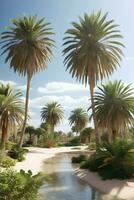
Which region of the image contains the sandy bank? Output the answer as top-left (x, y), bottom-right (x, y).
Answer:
top-left (75, 168), bottom-right (134, 200)
top-left (14, 146), bottom-right (87, 174)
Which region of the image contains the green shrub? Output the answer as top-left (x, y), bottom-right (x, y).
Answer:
top-left (65, 136), bottom-right (80, 146)
top-left (88, 139), bottom-right (134, 179)
top-left (72, 154), bottom-right (87, 163)
top-left (88, 142), bottom-right (96, 150)
top-left (1, 156), bottom-right (16, 168)
top-left (0, 169), bottom-right (44, 200)
top-left (8, 146), bottom-right (28, 162)
top-left (5, 141), bottom-right (16, 150)
top-left (80, 160), bottom-right (90, 169)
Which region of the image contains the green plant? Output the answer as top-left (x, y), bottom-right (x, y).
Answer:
top-left (0, 169), bottom-right (44, 200)
top-left (88, 142), bottom-right (96, 150)
top-left (5, 141), bottom-right (16, 150)
top-left (72, 154), bottom-right (87, 163)
top-left (88, 139), bottom-right (134, 179)
top-left (1, 156), bottom-right (16, 168)
top-left (65, 136), bottom-right (80, 146)
top-left (8, 146), bottom-right (28, 161)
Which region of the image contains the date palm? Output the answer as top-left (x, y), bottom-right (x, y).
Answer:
top-left (63, 11), bottom-right (124, 147)
top-left (0, 84), bottom-right (24, 149)
top-left (69, 108), bottom-right (89, 135)
top-left (1, 16), bottom-right (54, 147)
top-left (93, 80), bottom-right (134, 141)
top-left (80, 127), bottom-right (94, 143)
top-left (41, 102), bottom-right (64, 133)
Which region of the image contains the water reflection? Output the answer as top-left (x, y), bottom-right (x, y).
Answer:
top-left (39, 153), bottom-right (119, 200)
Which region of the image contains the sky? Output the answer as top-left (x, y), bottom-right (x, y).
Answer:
top-left (0, 0), bottom-right (134, 132)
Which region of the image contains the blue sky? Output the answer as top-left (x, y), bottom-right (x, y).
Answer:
top-left (0, 0), bottom-right (134, 132)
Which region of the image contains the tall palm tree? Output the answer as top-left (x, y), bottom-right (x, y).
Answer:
top-left (0, 84), bottom-right (25, 149)
top-left (93, 80), bottom-right (134, 141)
top-left (41, 102), bottom-right (64, 133)
top-left (63, 11), bottom-right (124, 147)
top-left (69, 108), bottom-right (89, 135)
top-left (1, 16), bottom-right (54, 147)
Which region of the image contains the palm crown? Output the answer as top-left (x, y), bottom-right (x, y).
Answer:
top-left (41, 102), bottom-right (64, 132)
top-left (1, 16), bottom-right (54, 78)
top-left (63, 11), bottom-right (124, 87)
top-left (94, 80), bottom-right (134, 133)
top-left (69, 108), bottom-right (89, 133)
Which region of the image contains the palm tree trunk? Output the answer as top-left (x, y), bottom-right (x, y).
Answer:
top-left (89, 83), bottom-right (100, 149)
top-left (18, 75), bottom-right (31, 148)
top-left (112, 129), bottom-right (116, 142)
top-left (0, 123), bottom-right (8, 149)
top-left (0, 119), bottom-right (8, 163)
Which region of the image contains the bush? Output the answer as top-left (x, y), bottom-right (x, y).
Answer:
top-left (72, 154), bottom-right (87, 163)
top-left (1, 156), bottom-right (16, 168)
top-left (8, 146), bottom-right (28, 162)
top-left (88, 139), bottom-right (134, 179)
top-left (88, 142), bottom-right (96, 150)
top-left (0, 169), bottom-right (44, 200)
top-left (5, 141), bottom-right (16, 150)
top-left (80, 160), bottom-right (90, 169)
top-left (65, 136), bottom-right (80, 146)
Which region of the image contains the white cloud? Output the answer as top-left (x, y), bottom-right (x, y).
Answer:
top-left (29, 95), bottom-right (90, 110)
top-left (0, 80), bottom-right (17, 86)
top-left (16, 85), bottom-right (27, 91)
top-left (38, 82), bottom-right (88, 94)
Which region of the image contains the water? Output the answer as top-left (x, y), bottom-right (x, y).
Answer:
top-left (39, 153), bottom-right (118, 200)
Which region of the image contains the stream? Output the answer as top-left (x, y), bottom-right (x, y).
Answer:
top-left (39, 153), bottom-right (118, 200)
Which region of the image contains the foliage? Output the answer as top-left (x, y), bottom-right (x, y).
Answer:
top-left (0, 169), bottom-right (44, 200)
top-left (65, 136), bottom-right (81, 146)
top-left (69, 108), bottom-right (89, 134)
top-left (80, 127), bottom-right (94, 143)
top-left (88, 142), bottom-right (96, 150)
top-left (63, 11), bottom-right (124, 147)
top-left (72, 154), bottom-right (87, 163)
top-left (5, 141), bottom-right (16, 150)
top-left (93, 80), bottom-right (134, 140)
top-left (1, 156), bottom-right (16, 168)
top-left (8, 146), bottom-right (28, 162)
top-left (1, 15), bottom-right (54, 147)
top-left (0, 84), bottom-right (25, 148)
top-left (41, 102), bottom-right (64, 132)
top-left (87, 140), bottom-right (134, 179)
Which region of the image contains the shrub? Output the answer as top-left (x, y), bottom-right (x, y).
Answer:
top-left (80, 160), bottom-right (90, 169)
top-left (5, 141), bottom-right (16, 150)
top-left (72, 154), bottom-right (87, 163)
top-left (88, 139), bottom-right (134, 179)
top-left (88, 142), bottom-right (96, 150)
top-left (65, 136), bottom-right (80, 146)
top-left (8, 146), bottom-right (28, 161)
top-left (1, 156), bottom-right (16, 168)
top-left (0, 169), bottom-right (44, 200)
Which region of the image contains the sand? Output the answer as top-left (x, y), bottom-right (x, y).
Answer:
top-left (75, 168), bottom-right (134, 200)
top-left (14, 146), bottom-right (86, 174)
top-left (14, 146), bottom-right (134, 200)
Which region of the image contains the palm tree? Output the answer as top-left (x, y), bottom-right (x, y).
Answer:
top-left (63, 11), bottom-right (124, 147)
top-left (0, 84), bottom-right (24, 149)
top-left (41, 102), bottom-right (64, 133)
top-left (93, 80), bottom-right (134, 141)
top-left (80, 127), bottom-right (94, 143)
top-left (25, 125), bottom-right (35, 144)
top-left (69, 108), bottom-right (89, 135)
top-left (1, 16), bottom-right (54, 147)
